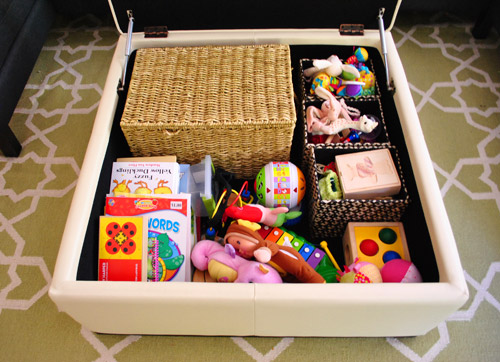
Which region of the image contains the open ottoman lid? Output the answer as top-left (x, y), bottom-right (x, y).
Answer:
top-left (108, 0), bottom-right (401, 34)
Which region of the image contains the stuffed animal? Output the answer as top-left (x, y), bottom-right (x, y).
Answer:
top-left (303, 55), bottom-right (343, 79)
top-left (223, 221), bottom-right (325, 283)
top-left (319, 170), bottom-right (343, 200)
top-left (224, 204), bottom-right (301, 227)
top-left (191, 239), bottom-right (282, 283)
top-left (306, 87), bottom-right (378, 142)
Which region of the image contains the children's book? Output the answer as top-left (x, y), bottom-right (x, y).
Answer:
top-left (116, 156), bottom-right (177, 163)
top-left (109, 161), bottom-right (180, 197)
top-left (98, 216), bottom-right (147, 281)
top-left (105, 194), bottom-right (192, 282)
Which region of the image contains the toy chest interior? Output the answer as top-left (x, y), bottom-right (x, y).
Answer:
top-left (49, 0), bottom-right (468, 337)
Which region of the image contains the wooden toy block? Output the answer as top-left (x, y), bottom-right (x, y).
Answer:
top-left (335, 148), bottom-right (401, 199)
top-left (342, 222), bottom-right (410, 269)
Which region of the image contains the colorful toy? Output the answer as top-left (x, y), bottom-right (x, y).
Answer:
top-left (224, 221), bottom-right (325, 283)
top-left (380, 259), bottom-right (422, 283)
top-left (341, 66), bottom-right (360, 81)
top-left (224, 204), bottom-right (302, 227)
top-left (319, 241), bottom-right (341, 271)
top-left (336, 259), bottom-right (382, 283)
top-left (308, 48), bottom-right (376, 97)
top-left (343, 81), bottom-right (364, 96)
top-left (355, 47), bottom-right (369, 62)
top-left (191, 239), bottom-right (282, 283)
top-left (254, 161), bottom-right (306, 209)
top-left (311, 73), bottom-right (363, 97)
top-left (318, 170), bottom-right (343, 200)
top-left (346, 47), bottom-right (369, 65)
top-left (255, 226), bottom-right (339, 283)
top-left (342, 222), bottom-right (411, 269)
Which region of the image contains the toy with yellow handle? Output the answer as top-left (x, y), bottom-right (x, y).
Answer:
top-left (320, 241), bottom-right (341, 271)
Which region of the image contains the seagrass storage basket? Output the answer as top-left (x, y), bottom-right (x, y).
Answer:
top-left (120, 44), bottom-right (296, 179)
top-left (303, 144), bottom-right (410, 238)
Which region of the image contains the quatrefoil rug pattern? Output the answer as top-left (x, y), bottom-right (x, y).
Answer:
top-left (1, 13), bottom-right (498, 362)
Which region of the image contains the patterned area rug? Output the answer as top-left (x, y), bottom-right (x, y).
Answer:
top-left (1, 12), bottom-right (499, 362)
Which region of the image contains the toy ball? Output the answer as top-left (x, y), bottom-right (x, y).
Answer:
top-left (310, 73), bottom-right (331, 94)
top-left (380, 259), bottom-right (422, 283)
top-left (337, 260), bottom-right (382, 283)
top-left (255, 161), bottom-right (306, 209)
top-left (351, 261), bottom-right (382, 283)
top-left (355, 47), bottom-right (369, 62)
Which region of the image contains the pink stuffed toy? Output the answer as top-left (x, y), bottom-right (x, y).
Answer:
top-left (306, 86), bottom-right (378, 143)
top-left (191, 239), bottom-right (282, 283)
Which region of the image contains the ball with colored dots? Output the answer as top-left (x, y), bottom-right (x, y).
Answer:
top-left (379, 227), bottom-right (398, 244)
top-left (359, 239), bottom-right (379, 256)
top-left (354, 47), bottom-right (369, 62)
top-left (359, 72), bottom-right (375, 90)
top-left (383, 250), bottom-right (401, 263)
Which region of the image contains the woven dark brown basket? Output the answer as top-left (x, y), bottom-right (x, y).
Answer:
top-left (302, 144), bottom-right (410, 238)
top-left (120, 44), bottom-right (296, 179)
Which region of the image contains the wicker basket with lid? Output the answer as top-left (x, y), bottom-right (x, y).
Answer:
top-left (120, 44), bottom-right (296, 179)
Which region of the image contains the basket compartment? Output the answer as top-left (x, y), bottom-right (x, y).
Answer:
top-left (303, 145), bottom-right (410, 238)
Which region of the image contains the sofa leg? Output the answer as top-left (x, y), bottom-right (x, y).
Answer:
top-left (472, 0), bottom-right (497, 39)
top-left (0, 126), bottom-right (22, 157)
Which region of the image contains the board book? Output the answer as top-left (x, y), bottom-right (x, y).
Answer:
top-left (109, 161), bottom-right (180, 197)
top-left (105, 194), bottom-right (192, 282)
top-left (98, 216), bottom-right (147, 281)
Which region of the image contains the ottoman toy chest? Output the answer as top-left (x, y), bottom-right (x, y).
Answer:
top-left (120, 44), bottom-right (296, 179)
top-left (49, 0), bottom-right (468, 337)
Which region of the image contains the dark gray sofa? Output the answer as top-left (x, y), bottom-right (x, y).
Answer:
top-left (0, 0), bottom-right (54, 156)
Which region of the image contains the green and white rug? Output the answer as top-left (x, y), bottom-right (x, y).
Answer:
top-left (1, 12), bottom-right (499, 362)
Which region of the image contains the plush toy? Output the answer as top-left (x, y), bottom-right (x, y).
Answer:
top-left (318, 170), bottom-right (343, 200)
top-left (337, 259), bottom-right (382, 283)
top-left (223, 221), bottom-right (325, 283)
top-left (191, 239), bottom-right (282, 283)
top-left (380, 259), bottom-right (422, 283)
top-left (303, 55), bottom-right (343, 80)
top-left (225, 204), bottom-right (301, 227)
top-left (306, 87), bottom-right (378, 142)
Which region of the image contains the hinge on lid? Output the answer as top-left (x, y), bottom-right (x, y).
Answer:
top-left (118, 10), bottom-right (134, 92)
top-left (145, 26), bottom-right (169, 38)
top-left (377, 8), bottom-right (395, 94)
top-left (339, 24), bottom-right (364, 36)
